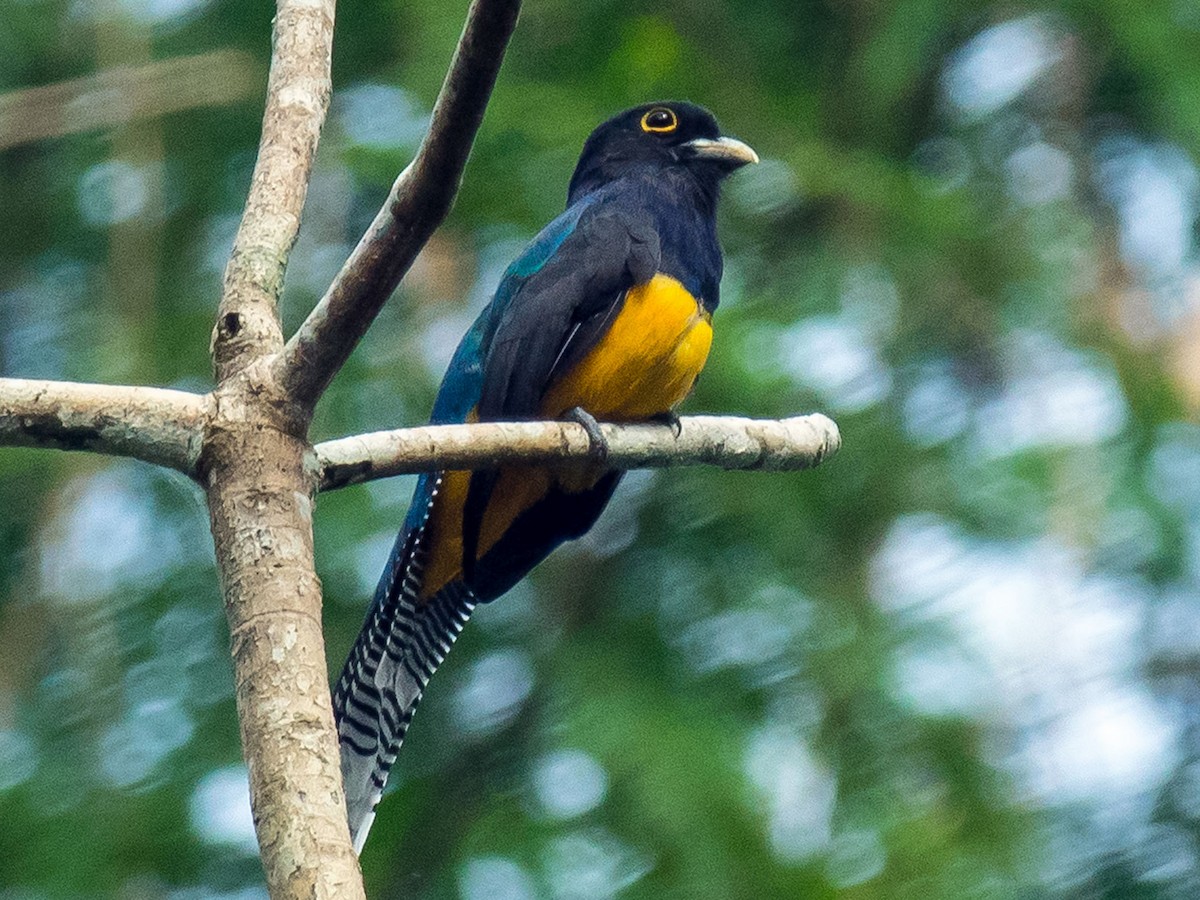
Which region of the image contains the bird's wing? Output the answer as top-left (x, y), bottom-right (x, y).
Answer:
top-left (476, 206), bottom-right (661, 419)
top-left (459, 208), bottom-right (658, 573)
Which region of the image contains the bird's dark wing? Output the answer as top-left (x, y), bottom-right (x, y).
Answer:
top-left (476, 207), bottom-right (661, 419)
top-left (461, 208), bottom-right (659, 574)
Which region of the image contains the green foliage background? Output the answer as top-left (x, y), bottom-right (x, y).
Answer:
top-left (3, 1), bottom-right (1200, 897)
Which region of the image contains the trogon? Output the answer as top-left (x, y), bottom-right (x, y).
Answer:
top-left (333, 101), bottom-right (758, 851)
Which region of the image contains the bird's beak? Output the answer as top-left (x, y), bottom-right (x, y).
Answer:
top-left (683, 136), bottom-right (760, 168)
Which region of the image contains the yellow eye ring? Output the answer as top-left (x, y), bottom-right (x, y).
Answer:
top-left (641, 107), bottom-right (678, 134)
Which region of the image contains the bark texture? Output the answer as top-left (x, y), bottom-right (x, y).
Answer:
top-left (213, 0), bottom-right (335, 381)
top-left (203, 371), bottom-right (360, 899)
top-left (0, 378), bottom-right (210, 472)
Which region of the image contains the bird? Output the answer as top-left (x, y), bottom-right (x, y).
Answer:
top-left (333, 101), bottom-right (758, 852)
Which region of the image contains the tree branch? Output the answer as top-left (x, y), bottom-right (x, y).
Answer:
top-left (277, 0), bottom-right (522, 410)
top-left (0, 378), bottom-right (210, 474)
top-left (0, 50), bottom-right (257, 150)
top-left (199, 1), bottom-right (361, 898)
top-left (315, 414), bottom-right (841, 491)
top-left (211, 0), bottom-right (335, 383)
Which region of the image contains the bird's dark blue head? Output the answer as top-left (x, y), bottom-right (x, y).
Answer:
top-left (567, 102), bottom-right (758, 206)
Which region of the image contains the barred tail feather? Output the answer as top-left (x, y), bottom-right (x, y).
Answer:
top-left (333, 477), bottom-right (477, 853)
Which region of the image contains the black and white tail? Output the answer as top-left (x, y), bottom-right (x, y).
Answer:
top-left (333, 479), bottom-right (476, 853)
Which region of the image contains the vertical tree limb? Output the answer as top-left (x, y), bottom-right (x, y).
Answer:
top-left (277, 0), bottom-right (522, 410)
top-left (212, 0), bottom-right (335, 382)
top-left (204, 403), bottom-right (360, 899)
top-left (200, 0), bottom-right (362, 897)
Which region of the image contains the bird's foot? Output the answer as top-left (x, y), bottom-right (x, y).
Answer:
top-left (565, 407), bottom-right (609, 463)
top-left (649, 410), bottom-right (683, 438)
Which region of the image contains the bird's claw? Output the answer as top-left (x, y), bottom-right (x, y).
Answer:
top-left (565, 407), bottom-right (609, 463)
top-left (650, 410), bottom-right (683, 438)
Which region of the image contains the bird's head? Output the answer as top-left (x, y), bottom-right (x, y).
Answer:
top-left (568, 102), bottom-right (758, 204)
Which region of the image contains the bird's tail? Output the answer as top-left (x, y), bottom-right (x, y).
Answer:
top-left (333, 515), bottom-right (476, 853)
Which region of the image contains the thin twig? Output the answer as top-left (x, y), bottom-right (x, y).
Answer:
top-left (315, 414), bottom-right (841, 491)
top-left (211, 0), bottom-right (336, 382)
top-left (0, 378), bottom-right (211, 474)
top-left (278, 0), bottom-right (522, 409)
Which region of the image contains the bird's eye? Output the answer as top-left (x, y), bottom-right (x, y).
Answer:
top-left (641, 107), bottom-right (678, 134)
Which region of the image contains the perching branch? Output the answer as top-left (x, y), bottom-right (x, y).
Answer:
top-left (0, 378), bottom-right (210, 473)
top-left (277, 0), bottom-right (522, 410)
top-left (0, 383), bottom-right (841, 487)
top-left (316, 414), bottom-right (842, 491)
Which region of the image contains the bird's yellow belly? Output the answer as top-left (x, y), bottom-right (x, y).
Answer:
top-left (541, 273), bottom-right (713, 420)
top-left (418, 274), bottom-right (712, 599)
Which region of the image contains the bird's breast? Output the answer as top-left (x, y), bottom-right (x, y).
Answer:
top-left (541, 273), bottom-right (713, 420)
top-left (416, 274), bottom-right (714, 601)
